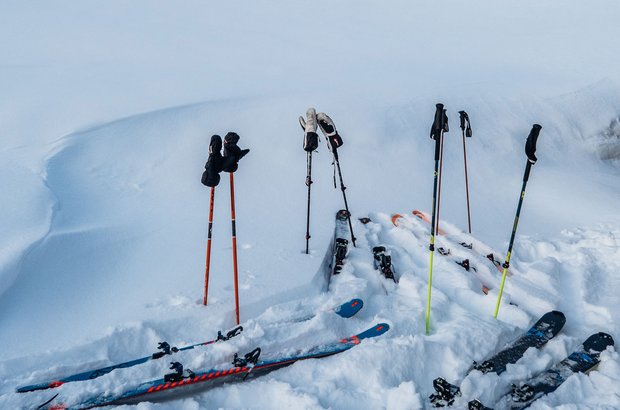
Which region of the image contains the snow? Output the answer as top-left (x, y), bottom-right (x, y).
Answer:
top-left (1, 1), bottom-right (620, 409)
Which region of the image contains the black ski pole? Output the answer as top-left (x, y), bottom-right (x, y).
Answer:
top-left (300, 108), bottom-right (319, 254)
top-left (426, 103), bottom-right (448, 334)
top-left (494, 124), bottom-right (542, 318)
top-left (332, 148), bottom-right (356, 246)
top-left (459, 110), bottom-right (473, 234)
top-left (305, 152), bottom-right (313, 254)
top-left (317, 112), bottom-right (356, 247)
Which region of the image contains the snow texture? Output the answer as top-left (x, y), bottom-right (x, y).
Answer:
top-left (1, 1), bottom-right (620, 409)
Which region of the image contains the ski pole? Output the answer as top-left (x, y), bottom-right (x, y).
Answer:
top-left (300, 109), bottom-right (318, 254)
top-left (459, 111), bottom-right (473, 234)
top-left (426, 103), bottom-right (448, 334)
top-left (229, 172), bottom-right (241, 325)
top-left (203, 186), bottom-right (215, 306)
top-left (305, 152), bottom-right (313, 254)
top-left (332, 146), bottom-right (356, 247)
top-left (316, 112), bottom-right (356, 247)
top-left (494, 124), bottom-right (542, 318)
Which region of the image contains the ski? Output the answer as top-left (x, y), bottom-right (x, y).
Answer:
top-left (45, 323), bottom-right (389, 409)
top-left (16, 326), bottom-right (242, 394)
top-left (18, 298), bottom-right (362, 393)
top-left (471, 332), bottom-right (614, 410)
top-left (329, 209), bottom-right (351, 277)
top-left (410, 210), bottom-right (512, 277)
top-left (429, 310), bottom-right (566, 407)
top-left (392, 213), bottom-right (490, 294)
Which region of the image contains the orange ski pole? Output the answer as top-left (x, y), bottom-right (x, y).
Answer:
top-left (229, 172), bottom-right (240, 325)
top-left (203, 186), bottom-right (216, 305)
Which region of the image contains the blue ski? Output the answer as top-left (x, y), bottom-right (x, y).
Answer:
top-left (19, 298), bottom-right (363, 393)
top-left (46, 322), bottom-right (388, 409)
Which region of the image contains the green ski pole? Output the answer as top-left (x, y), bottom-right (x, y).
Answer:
top-left (494, 124), bottom-right (542, 318)
top-left (426, 103), bottom-right (448, 334)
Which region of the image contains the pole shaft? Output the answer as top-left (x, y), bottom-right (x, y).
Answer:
top-left (305, 152), bottom-right (312, 254)
top-left (494, 161), bottom-right (531, 318)
top-left (435, 133), bottom-right (445, 234)
top-left (462, 131), bottom-right (472, 233)
top-left (426, 133), bottom-right (442, 334)
top-left (203, 186), bottom-right (216, 306)
top-left (229, 173), bottom-right (240, 325)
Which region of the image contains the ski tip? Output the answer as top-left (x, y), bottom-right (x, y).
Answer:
top-left (373, 323), bottom-right (389, 335)
top-left (391, 214), bottom-right (403, 226)
top-left (335, 298), bottom-right (364, 318)
top-left (584, 332), bottom-right (615, 352)
top-left (340, 323), bottom-right (390, 344)
top-left (359, 323), bottom-right (390, 338)
top-left (16, 380), bottom-right (62, 393)
top-left (538, 310), bottom-right (566, 327)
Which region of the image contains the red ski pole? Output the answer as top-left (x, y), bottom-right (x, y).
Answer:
top-left (229, 172), bottom-right (240, 325)
top-left (203, 186), bottom-right (215, 306)
top-left (459, 111), bottom-right (473, 234)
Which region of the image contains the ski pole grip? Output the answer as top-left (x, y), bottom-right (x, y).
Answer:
top-left (525, 124), bottom-right (542, 164)
top-left (431, 103), bottom-right (444, 160)
top-left (430, 104), bottom-right (444, 139)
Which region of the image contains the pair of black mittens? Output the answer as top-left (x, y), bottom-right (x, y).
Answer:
top-left (201, 132), bottom-right (250, 187)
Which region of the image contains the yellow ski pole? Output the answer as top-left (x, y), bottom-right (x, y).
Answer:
top-left (494, 124), bottom-right (542, 318)
top-left (426, 103), bottom-right (448, 334)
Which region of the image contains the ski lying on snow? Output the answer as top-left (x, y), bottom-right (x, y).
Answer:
top-left (429, 311), bottom-right (566, 407)
top-left (329, 209), bottom-right (351, 276)
top-left (409, 210), bottom-right (512, 277)
top-left (470, 332), bottom-right (614, 410)
top-left (392, 213), bottom-right (490, 294)
top-left (19, 298), bottom-right (363, 394)
top-left (45, 323), bottom-right (389, 410)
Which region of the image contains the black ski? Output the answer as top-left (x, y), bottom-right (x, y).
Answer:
top-left (471, 332), bottom-right (614, 409)
top-left (429, 311), bottom-right (566, 407)
top-left (330, 209), bottom-right (351, 276)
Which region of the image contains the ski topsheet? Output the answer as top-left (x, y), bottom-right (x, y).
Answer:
top-left (19, 298), bottom-right (362, 394)
top-left (471, 332), bottom-right (614, 410)
top-left (46, 323), bottom-right (389, 409)
top-left (330, 209), bottom-right (351, 276)
top-left (430, 311), bottom-right (566, 407)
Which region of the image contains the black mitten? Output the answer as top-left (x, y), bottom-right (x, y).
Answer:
top-left (201, 135), bottom-right (225, 187)
top-left (223, 132), bottom-right (250, 173)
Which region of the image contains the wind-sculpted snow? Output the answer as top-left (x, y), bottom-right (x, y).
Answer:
top-left (1, 1), bottom-right (620, 408)
top-left (2, 212), bottom-right (619, 409)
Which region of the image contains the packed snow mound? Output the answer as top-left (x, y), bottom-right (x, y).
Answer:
top-left (2, 212), bottom-right (619, 409)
